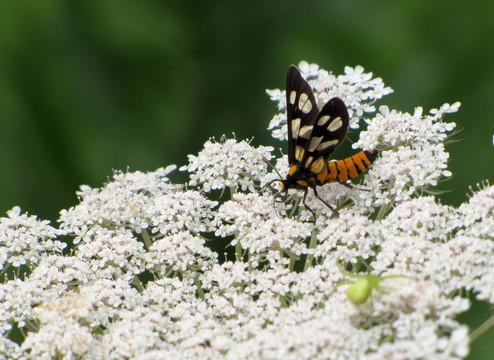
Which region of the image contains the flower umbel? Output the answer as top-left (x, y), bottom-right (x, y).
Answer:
top-left (0, 61), bottom-right (490, 359)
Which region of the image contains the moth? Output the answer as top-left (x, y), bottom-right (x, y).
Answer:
top-left (272, 65), bottom-right (377, 219)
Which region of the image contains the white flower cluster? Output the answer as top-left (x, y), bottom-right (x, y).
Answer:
top-left (59, 165), bottom-right (218, 240)
top-left (0, 206), bottom-right (66, 270)
top-left (351, 104), bottom-right (459, 210)
top-left (214, 192), bottom-right (313, 268)
top-left (0, 62), bottom-right (491, 359)
top-left (180, 137), bottom-right (274, 193)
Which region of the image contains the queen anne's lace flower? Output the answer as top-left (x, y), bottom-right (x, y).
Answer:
top-left (180, 138), bottom-right (273, 193)
top-left (0, 61), bottom-right (490, 359)
top-left (0, 206), bottom-right (66, 270)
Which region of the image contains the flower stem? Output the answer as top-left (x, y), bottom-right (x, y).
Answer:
top-left (141, 229), bottom-right (152, 250)
top-left (470, 312), bottom-right (494, 342)
top-left (304, 229), bottom-right (318, 271)
top-left (235, 237), bottom-right (243, 262)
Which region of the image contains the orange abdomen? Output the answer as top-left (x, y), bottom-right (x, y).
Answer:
top-left (326, 150), bottom-right (378, 182)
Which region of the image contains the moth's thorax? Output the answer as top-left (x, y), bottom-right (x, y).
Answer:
top-left (282, 164), bottom-right (316, 191)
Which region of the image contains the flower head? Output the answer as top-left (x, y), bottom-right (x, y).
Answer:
top-left (0, 62), bottom-right (490, 360)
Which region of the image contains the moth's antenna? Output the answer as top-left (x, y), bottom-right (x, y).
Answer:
top-left (261, 155), bottom-right (282, 179)
top-left (260, 155), bottom-right (287, 217)
top-left (261, 155), bottom-right (284, 190)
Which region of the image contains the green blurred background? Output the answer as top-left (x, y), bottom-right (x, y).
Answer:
top-left (0, 1), bottom-right (493, 357)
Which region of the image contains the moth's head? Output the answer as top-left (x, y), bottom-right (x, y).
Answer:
top-left (279, 180), bottom-right (288, 192)
top-left (266, 178), bottom-right (289, 193)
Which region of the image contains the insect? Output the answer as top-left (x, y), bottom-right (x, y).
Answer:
top-left (336, 261), bottom-right (410, 305)
top-left (271, 65), bottom-right (378, 220)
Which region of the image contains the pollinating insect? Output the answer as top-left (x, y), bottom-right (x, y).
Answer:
top-left (271, 65), bottom-right (378, 219)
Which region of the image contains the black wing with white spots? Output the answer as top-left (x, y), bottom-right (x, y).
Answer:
top-left (285, 66), bottom-right (349, 168)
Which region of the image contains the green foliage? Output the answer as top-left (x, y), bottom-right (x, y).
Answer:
top-left (1, 1), bottom-right (493, 220)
